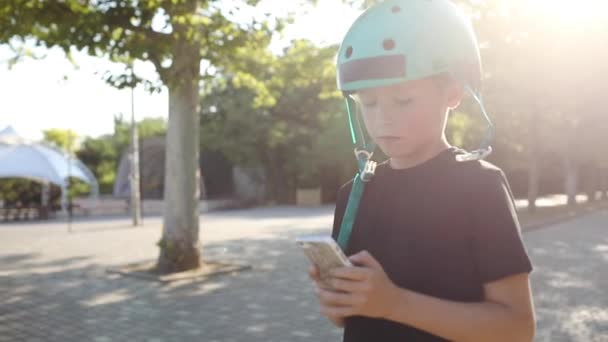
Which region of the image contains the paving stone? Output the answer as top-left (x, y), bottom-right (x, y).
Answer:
top-left (0, 208), bottom-right (606, 341)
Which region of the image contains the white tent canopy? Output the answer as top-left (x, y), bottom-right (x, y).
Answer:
top-left (0, 126), bottom-right (25, 144)
top-left (0, 144), bottom-right (96, 185)
top-left (0, 126), bottom-right (98, 212)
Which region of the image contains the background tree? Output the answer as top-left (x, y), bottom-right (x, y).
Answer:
top-left (1, 0), bottom-right (286, 272)
top-left (42, 129), bottom-right (79, 152)
top-left (76, 115), bottom-right (167, 194)
top-left (200, 40), bottom-right (348, 204)
top-left (40, 128), bottom-right (91, 199)
top-left (461, 0), bottom-right (608, 206)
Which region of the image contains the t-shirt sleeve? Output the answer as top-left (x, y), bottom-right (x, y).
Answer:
top-left (470, 169), bottom-right (533, 284)
top-left (331, 181), bottom-right (353, 241)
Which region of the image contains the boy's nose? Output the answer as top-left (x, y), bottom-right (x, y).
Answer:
top-left (375, 107), bottom-right (403, 124)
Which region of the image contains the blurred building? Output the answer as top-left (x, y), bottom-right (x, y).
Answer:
top-left (112, 136), bottom-right (265, 209)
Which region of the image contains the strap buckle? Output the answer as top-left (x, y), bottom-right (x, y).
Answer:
top-left (455, 146), bottom-right (493, 162)
top-left (354, 148), bottom-right (373, 161)
top-left (360, 160), bottom-right (377, 182)
top-left (354, 148), bottom-right (377, 182)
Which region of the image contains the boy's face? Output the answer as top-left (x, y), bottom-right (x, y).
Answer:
top-left (353, 76), bottom-right (463, 161)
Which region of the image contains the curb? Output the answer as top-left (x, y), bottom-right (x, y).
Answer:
top-left (521, 204), bottom-right (608, 233)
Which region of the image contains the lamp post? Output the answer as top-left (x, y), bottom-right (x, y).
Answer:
top-left (130, 67), bottom-right (142, 226)
top-left (67, 133), bottom-right (72, 233)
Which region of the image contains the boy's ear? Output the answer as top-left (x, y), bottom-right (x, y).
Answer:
top-left (446, 82), bottom-right (464, 110)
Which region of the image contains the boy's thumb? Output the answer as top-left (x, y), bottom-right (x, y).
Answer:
top-left (349, 250), bottom-right (379, 268)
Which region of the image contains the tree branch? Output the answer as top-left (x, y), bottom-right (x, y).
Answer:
top-left (52, 1), bottom-right (171, 44)
top-left (148, 49), bottom-right (171, 84)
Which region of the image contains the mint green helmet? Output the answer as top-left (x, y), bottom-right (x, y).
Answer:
top-left (335, 0), bottom-right (492, 251)
top-left (336, 0), bottom-right (493, 164)
top-left (337, 0), bottom-right (482, 95)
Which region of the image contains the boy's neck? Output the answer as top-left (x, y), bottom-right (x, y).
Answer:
top-left (389, 139), bottom-right (451, 170)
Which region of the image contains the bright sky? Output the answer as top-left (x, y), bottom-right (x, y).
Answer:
top-left (0, 0), bottom-right (361, 140)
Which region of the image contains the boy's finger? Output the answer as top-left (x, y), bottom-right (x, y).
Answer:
top-left (327, 315), bottom-right (346, 328)
top-left (317, 287), bottom-right (357, 307)
top-left (329, 277), bottom-right (366, 293)
top-left (308, 266), bottom-right (322, 282)
top-left (321, 305), bottom-right (353, 319)
top-left (349, 250), bottom-right (382, 269)
top-left (330, 266), bottom-right (369, 281)
top-left (308, 265), bottom-right (316, 275)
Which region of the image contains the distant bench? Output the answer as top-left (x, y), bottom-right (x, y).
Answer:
top-left (0, 207), bottom-right (43, 222)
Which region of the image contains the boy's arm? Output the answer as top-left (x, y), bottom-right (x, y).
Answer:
top-left (386, 273), bottom-right (535, 342)
top-left (319, 251), bottom-right (535, 342)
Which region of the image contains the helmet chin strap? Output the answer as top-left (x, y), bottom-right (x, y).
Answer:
top-left (345, 95), bottom-right (378, 181)
top-left (336, 82), bottom-right (495, 250)
top-left (455, 83), bottom-right (495, 162)
top-left (337, 96), bottom-right (377, 250)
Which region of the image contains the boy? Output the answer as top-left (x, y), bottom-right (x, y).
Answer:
top-left (308, 1), bottom-right (535, 341)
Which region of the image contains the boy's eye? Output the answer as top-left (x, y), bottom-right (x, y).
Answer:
top-left (362, 100), bottom-right (377, 108)
top-left (395, 98), bottom-right (412, 106)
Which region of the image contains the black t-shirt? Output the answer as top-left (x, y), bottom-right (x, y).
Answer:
top-left (331, 147), bottom-right (533, 342)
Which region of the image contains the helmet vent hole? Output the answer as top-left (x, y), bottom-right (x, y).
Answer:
top-left (391, 6), bottom-right (401, 13)
top-left (383, 39), bottom-right (396, 51)
top-left (345, 46), bottom-right (353, 58)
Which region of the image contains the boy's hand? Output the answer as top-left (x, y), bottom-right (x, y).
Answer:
top-left (317, 250), bottom-right (399, 319)
top-left (308, 264), bottom-right (346, 327)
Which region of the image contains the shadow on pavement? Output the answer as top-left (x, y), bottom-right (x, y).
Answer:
top-left (2, 210), bottom-right (607, 342)
top-left (526, 210), bottom-right (608, 341)
top-left (0, 227), bottom-right (342, 342)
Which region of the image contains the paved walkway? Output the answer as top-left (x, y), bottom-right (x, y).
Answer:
top-left (0, 206), bottom-right (606, 341)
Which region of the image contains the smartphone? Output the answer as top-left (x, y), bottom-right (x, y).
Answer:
top-left (296, 235), bottom-right (352, 288)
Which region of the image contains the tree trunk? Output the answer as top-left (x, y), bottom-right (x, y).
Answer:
top-left (527, 111), bottom-right (540, 213)
top-left (156, 41), bottom-right (202, 273)
top-left (585, 164), bottom-right (598, 203)
top-left (130, 86), bottom-right (142, 226)
top-left (265, 146), bottom-right (294, 205)
top-left (599, 168), bottom-right (608, 200)
top-left (563, 155), bottom-right (579, 206)
top-left (527, 157), bottom-right (540, 213)
top-left (263, 152), bottom-right (277, 204)
top-left (269, 160), bottom-right (290, 204)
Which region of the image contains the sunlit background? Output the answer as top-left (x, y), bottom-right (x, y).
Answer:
top-left (1, 1), bottom-right (608, 341)
top-left (0, 0), bottom-right (606, 206)
top-left (0, 0), bottom-right (606, 205)
top-left (0, 0), bottom-right (360, 140)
